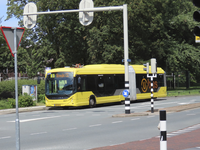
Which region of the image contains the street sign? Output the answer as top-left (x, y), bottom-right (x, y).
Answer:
top-left (23, 2), bottom-right (37, 29)
top-left (79, 0), bottom-right (94, 26)
top-left (122, 90), bottom-right (129, 98)
top-left (0, 26), bottom-right (25, 57)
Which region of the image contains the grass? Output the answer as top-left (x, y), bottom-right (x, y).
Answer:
top-left (167, 86), bottom-right (200, 97)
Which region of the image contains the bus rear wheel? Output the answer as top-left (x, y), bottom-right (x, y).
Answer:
top-left (89, 98), bottom-right (96, 108)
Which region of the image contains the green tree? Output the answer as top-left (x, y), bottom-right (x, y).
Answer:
top-left (5, 0), bottom-right (200, 83)
top-left (0, 17), bottom-right (14, 76)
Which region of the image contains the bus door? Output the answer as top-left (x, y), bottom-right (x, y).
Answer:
top-left (104, 75), bottom-right (115, 96)
top-left (97, 75), bottom-right (105, 97)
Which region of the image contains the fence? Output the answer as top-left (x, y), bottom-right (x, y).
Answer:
top-left (166, 72), bottom-right (200, 89)
top-left (0, 72), bottom-right (45, 82)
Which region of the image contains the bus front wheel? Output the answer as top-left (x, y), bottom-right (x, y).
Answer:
top-left (89, 97), bottom-right (96, 108)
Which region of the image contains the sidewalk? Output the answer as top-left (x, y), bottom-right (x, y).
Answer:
top-left (112, 102), bottom-right (200, 117)
top-left (92, 103), bottom-right (200, 150)
top-left (90, 127), bottom-right (200, 150)
top-left (0, 105), bottom-right (47, 115)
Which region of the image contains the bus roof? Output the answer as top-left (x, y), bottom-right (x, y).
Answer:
top-left (46, 64), bottom-right (165, 77)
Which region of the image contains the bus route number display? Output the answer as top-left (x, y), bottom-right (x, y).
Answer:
top-left (50, 73), bottom-right (69, 78)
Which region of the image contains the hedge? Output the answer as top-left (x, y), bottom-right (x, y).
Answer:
top-left (0, 79), bottom-right (45, 99)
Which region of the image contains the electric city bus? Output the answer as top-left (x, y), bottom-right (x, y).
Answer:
top-left (45, 64), bottom-right (166, 107)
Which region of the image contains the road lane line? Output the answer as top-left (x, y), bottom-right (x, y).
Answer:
top-left (112, 121), bottom-right (122, 124)
top-left (92, 114), bottom-right (101, 116)
top-left (147, 116), bottom-right (155, 118)
top-left (30, 132), bottom-right (47, 136)
top-left (187, 114), bottom-right (196, 116)
top-left (131, 118), bottom-right (140, 121)
top-left (0, 136), bottom-right (11, 140)
top-left (89, 124), bottom-right (102, 127)
top-left (63, 128), bottom-right (77, 131)
top-left (76, 114), bottom-right (84, 116)
top-left (7, 116), bottom-right (61, 123)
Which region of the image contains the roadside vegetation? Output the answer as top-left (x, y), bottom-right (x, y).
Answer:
top-left (0, 79), bottom-right (45, 110)
top-left (1, 79), bottom-right (200, 110)
top-left (167, 87), bottom-right (200, 97)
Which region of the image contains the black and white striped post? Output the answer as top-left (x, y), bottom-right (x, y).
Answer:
top-left (144, 58), bottom-right (157, 113)
top-left (150, 76), bottom-right (154, 113)
top-left (160, 110), bottom-right (167, 150)
top-left (124, 81), bottom-right (130, 114)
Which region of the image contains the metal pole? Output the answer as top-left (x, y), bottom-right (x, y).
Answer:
top-left (23, 6), bottom-right (124, 16)
top-left (151, 76), bottom-right (154, 113)
top-left (13, 27), bottom-right (20, 150)
top-left (123, 4), bottom-right (130, 114)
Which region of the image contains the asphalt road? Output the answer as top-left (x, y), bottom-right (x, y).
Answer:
top-left (0, 96), bottom-right (200, 150)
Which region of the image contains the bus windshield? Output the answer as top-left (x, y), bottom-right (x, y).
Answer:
top-left (45, 72), bottom-right (74, 97)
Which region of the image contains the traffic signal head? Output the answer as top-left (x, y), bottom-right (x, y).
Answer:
top-left (193, 0), bottom-right (200, 7)
top-left (151, 58), bottom-right (157, 74)
top-left (193, 11), bottom-right (200, 22)
top-left (194, 26), bottom-right (200, 36)
top-left (193, 0), bottom-right (200, 36)
top-left (143, 62), bottom-right (149, 74)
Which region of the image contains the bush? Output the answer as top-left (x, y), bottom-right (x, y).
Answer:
top-left (0, 79), bottom-right (45, 99)
top-left (38, 94), bottom-right (45, 103)
top-left (0, 99), bottom-right (12, 109)
top-left (6, 94), bottom-right (35, 108)
top-left (7, 98), bottom-right (16, 108)
top-left (18, 94), bottom-right (34, 107)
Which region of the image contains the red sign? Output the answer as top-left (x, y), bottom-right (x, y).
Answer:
top-left (0, 26), bottom-right (25, 57)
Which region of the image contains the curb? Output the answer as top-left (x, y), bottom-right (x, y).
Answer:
top-left (1, 102), bottom-right (200, 116)
top-left (0, 106), bottom-right (47, 115)
top-left (112, 102), bottom-right (200, 118)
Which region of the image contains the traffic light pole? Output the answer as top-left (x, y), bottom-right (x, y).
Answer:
top-left (144, 58), bottom-right (157, 113)
top-left (23, 3), bottom-right (130, 114)
top-left (123, 4), bottom-right (130, 114)
top-left (147, 73), bottom-right (157, 113)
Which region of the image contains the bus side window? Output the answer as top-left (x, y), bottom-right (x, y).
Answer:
top-left (86, 76), bottom-right (96, 91)
top-left (81, 77), bottom-right (86, 91)
top-left (77, 77), bottom-right (81, 91)
top-left (114, 75), bottom-right (124, 89)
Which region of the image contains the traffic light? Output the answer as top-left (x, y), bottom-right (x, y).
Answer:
top-left (193, 0), bottom-right (200, 36)
top-left (143, 62), bottom-right (149, 74)
top-left (151, 58), bottom-right (157, 74)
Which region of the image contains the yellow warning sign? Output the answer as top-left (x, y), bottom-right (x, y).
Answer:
top-left (195, 36), bottom-right (200, 43)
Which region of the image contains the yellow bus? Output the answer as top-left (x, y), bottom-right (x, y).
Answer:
top-left (45, 64), bottom-right (166, 107)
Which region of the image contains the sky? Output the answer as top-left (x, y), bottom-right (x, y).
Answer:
top-left (0, 0), bottom-right (19, 27)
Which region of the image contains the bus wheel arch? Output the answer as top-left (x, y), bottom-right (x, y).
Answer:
top-left (89, 95), bottom-right (96, 107)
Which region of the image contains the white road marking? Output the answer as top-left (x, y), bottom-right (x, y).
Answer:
top-left (30, 132), bottom-right (47, 136)
top-left (61, 114), bottom-right (70, 116)
top-left (0, 136), bottom-right (11, 140)
top-left (131, 118), bottom-right (140, 121)
top-left (7, 116), bottom-right (61, 123)
top-left (89, 124), bottom-right (102, 127)
top-left (92, 114), bottom-right (101, 116)
top-left (167, 134), bottom-right (176, 136)
top-left (76, 114), bottom-right (84, 116)
top-left (187, 114), bottom-right (196, 116)
top-left (63, 128), bottom-right (77, 131)
top-left (178, 103), bottom-right (189, 105)
top-left (147, 116), bottom-right (155, 118)
top-left (112, 121), bottom-right (122, 124)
